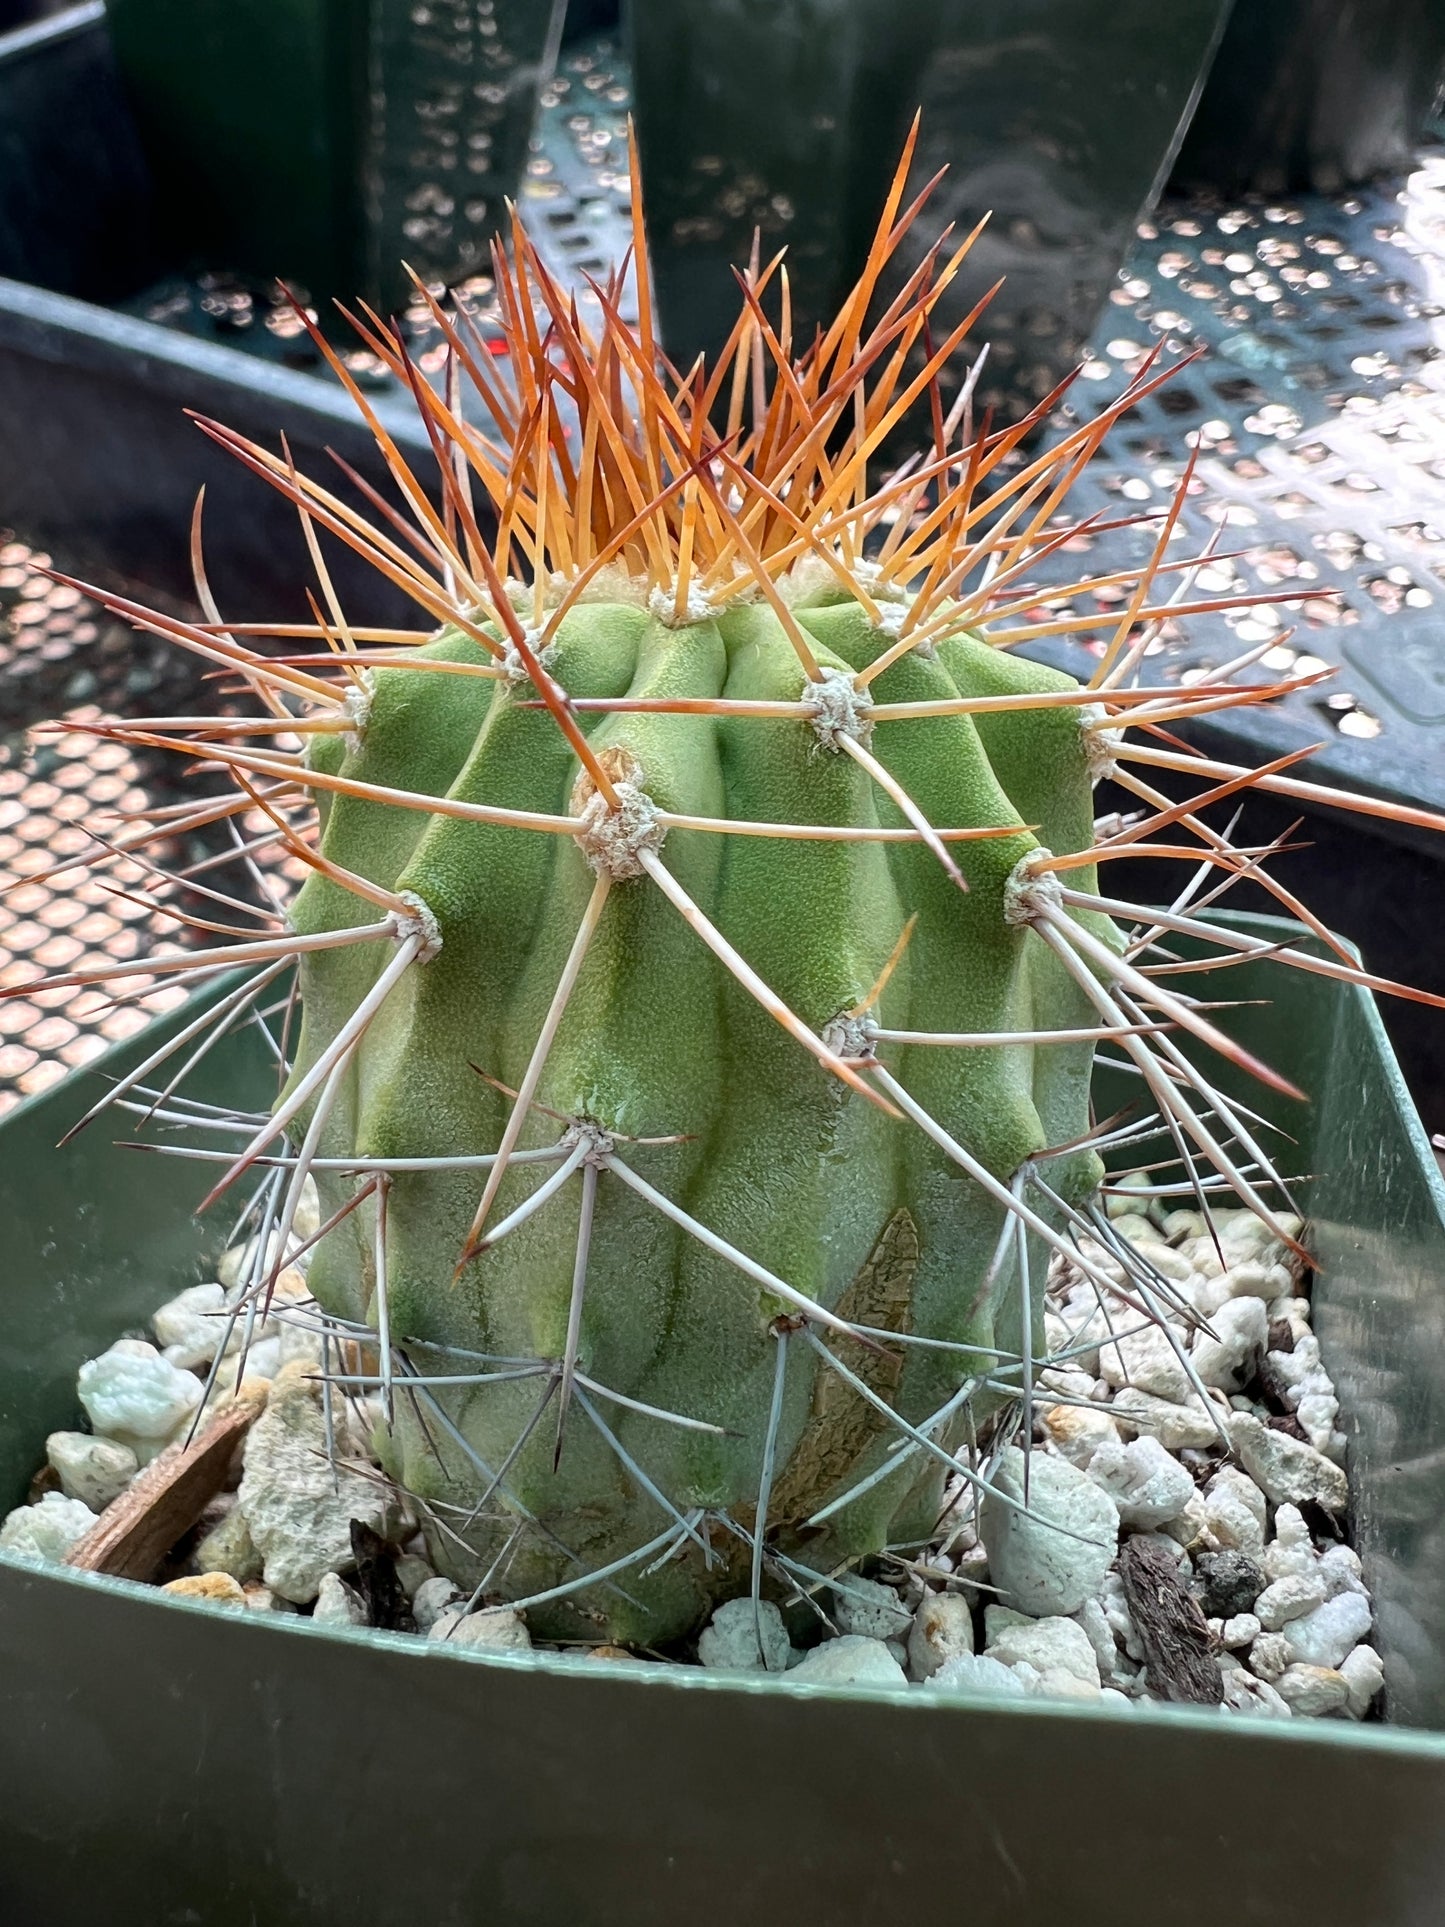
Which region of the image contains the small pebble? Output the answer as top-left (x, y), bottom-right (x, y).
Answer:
top-left (1194, 1551), bottom-right (1265, 1619)
top-left (1199, 1465), bottom-right (1268, 1556)
top-left (1275, 1663), bottom-right (1351, 1717)
top-left (412, 1576), bottom-right (464, 1631)
top-left (1254, 1572), bottom-right (1329, 1630)
top-left (787, 1636), bottom-right (907, 1688)
top-left (906, 1593), bottom-right (975, 1682)
top-left (1263, 1506), bottom-right (1318, 1582)
top-left (1221, 1669), bottom-right (1293, 1719)
top-left (429, 1608), bottom-right (533, 1653)
top-left (152, 1282), bottom-right (231, 1371)
top-left (1111, 1388), bottom-right (1220, 1451)
top-left (194, 1506), bottom-right (264, 1585)
top-left (1280, 1593), bottom-right (1373, 1670)
top-left (1228, 1412), bottom-right (1349, 1513)
top-left (1216, 1612), bottom-right (1261, 1650)
top-left (1190, 1297), bottom-right (1267, 1392)
top-left (1099, 1325), bottom-right (1193, 1404)
top-left (981, 1447), bottom-right (1119, 1617)
top-left (312, 1572), bottom-right (366, 1628)
top-left (44, 1431), bottom-right (136, 1512)
top-left (698, 1597), bottom-right (791, 1674)
top-left (1339, 1643), bottom-right (1385, 1718)
top-left (394, 1553), bottom-right (437, 1601)
top-left (0, 1491), bottom-right (96, 1562)
top-left (161, 1573), bottom-right (247, 1612)
top-left (831, 1575), bottom-right (912, 1643)
top-left (930, 1652), bottom-right (1027, 1699)
top-left (1039, 1400), bottom-right (1121, 1467)
top-left (77, 1341), bottom-right (203, 1465)
top-left (1085, 1436), bottom-right (1194, 1528)
top-left (984, 1607), bottom-right (1100, 1689)
top-left (236, 1363), bottom-right (390, 1604)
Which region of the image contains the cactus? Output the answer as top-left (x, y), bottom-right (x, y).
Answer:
top-left (26, 138), bottom-right (1445, 1647)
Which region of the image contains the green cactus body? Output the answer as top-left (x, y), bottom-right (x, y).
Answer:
top-left (288, 594), bottom-right (1112, 1642)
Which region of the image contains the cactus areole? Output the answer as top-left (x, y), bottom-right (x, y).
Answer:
top-left (35, 135), bottom-right (1445, 1647)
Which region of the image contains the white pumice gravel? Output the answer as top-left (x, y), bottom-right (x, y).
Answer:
top-left (1, 1197), bottom-right (1389, 1732)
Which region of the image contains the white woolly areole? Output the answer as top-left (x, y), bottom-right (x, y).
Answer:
top-left (1003, 850), bottom-right (1064, 928)
top-left (571, 752), bottom-right (667, 880)
top-left (502, 625), bottom-right (557, 685)
top-left (820, 1011), bottom-right (878, 1060)
top-left (647, 584), bottom-right (715, 629)
top-left (803, 665), bottom-right (874, 749)
top-left (560, 1119), bottom-right (614, 1164)
top-left (341, 671), bottom-right (375, 754)
top-left (1078, 702), bottom-right (1121, 784)
top-left (391, 890), bottom-right (442, 961)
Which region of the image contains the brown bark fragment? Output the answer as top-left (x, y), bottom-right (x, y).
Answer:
top-left (1119, 1534), bottom-right (1224, 1705)
top-left (63, 1382), bottom-right (269, 1582)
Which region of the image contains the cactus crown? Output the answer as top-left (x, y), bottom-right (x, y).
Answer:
top-left (22, 134), bottom-right (1445, 1644)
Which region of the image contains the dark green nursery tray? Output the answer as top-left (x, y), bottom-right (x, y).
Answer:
top-left (2, 917), bottom-right (1445, 1927)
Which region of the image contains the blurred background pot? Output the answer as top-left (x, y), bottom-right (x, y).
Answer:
top-left (1172, 0), bottom-right (1445, 195)
top-left (105, 0), bottom-right (568, 315)
top-left (629, 0), bottom-right (1236, 418)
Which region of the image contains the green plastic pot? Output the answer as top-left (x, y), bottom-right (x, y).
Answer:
top-left (104, 0), bottom-right (566, 314)
top-left (628, 0), bottom-right (1235, 417)
top-left (1172, 0), bottom-right (1445, 195)
top-left (2, 915), bottom-right (1444, 1925)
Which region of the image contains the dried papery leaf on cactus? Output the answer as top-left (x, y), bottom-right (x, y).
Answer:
top-left (20, 130), bottom-right (1445, 1645)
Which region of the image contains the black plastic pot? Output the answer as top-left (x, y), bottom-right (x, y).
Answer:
top-left (628, 0), bottom-right (1236, 416)
top-left (1, 920), bottom-right (1444, 1924)
top-left (1172, 0), bottom-right (1445, 195)
top-left (0, 6), bottom-right (439, 616)
top-left (105, 0), bottom-right (566, 316)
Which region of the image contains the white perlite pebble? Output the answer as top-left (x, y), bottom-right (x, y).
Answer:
top-left (1339, 1643), bottom-right (1385, 1718)
top-left (412, 1576), bottom-right (464, 1631)
top-left (1275, 1664), bottom-right (1350, 1717)
top-left (984, 1607), bottom-right (1101, 1688)
top-left (1190, 1297), bottom-right (1268, 1392)
top-left (788, 1636), bottom-right (907, 1688)
top-left (1216, 1613), bottom-right (1262, 1651)
top-left (1111, 1388), bottom-right (1221, 1451)
top-left (77, 1340), bottom-right (204, 1465)
top-left (1010, 1661), bottom-right (1102, 1703)
top-left (152, 1282), bottom-right (231, 1371)
top-left (1074, 1595), bottom-right (1136, 1688)
top-left (195, 1505), bottom-right (264, 1584)
top-left (1254, 1572), bottom-right (1328, 1631)
top-left (906, 1593), bottom-right (975, 1681)
top-left (831, 1575), bottom-right (911, 1642)
top-left (1085, 1436), bottom-right (1194, 1529)
top-left (1318, 1543), bottom-right (1367, 1598)
top-left (1281, 1592), bottom-right (1373, 1670)
top-left (1248, 1632), bottom-right (1292, 1683)
top-left (44, 1431), bottom-right (136, 1511)
top-left (1221, 1669), bottom-right (1293, 1719)
top-left (1099, 1325), bottom-right (1193, 1404)
top-left (698, 1597), bottom-right (791, 1674)
top-left (1262, 1505), bottom-right (1316, 1581)
top-left (429, 1608), bottom-right (533, 1654)
top-left (394, 1553), bottom-right (437, 1601)
top-left (1039, 1400), bottom-right (1121, 1467)
top-left (980, 1447), bottom-right (1119, 1617)
top-left (1228, 1412), bottom-right (1349, 1512)
top-left (236, 1365), bottom-right (390, 1603)
top-left (931, 1652), bottom-right (1027, 1699)
top-left (1202, 1464), bottom-right (1268, 1555)
top-left (0, 1490), bottom-right (96, 1562)
top-left (312, 1573), bottom-right (366, 1628)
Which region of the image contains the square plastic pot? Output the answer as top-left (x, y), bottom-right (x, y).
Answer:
top-left (1171, 0), bottom-right (1445, 195)
top-left (628, 0), bottom-right (1237, 419)
top-left (104, 0), bottom-right (566, 317)
top-left (1, 917), bottom-right (1444, 1924)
